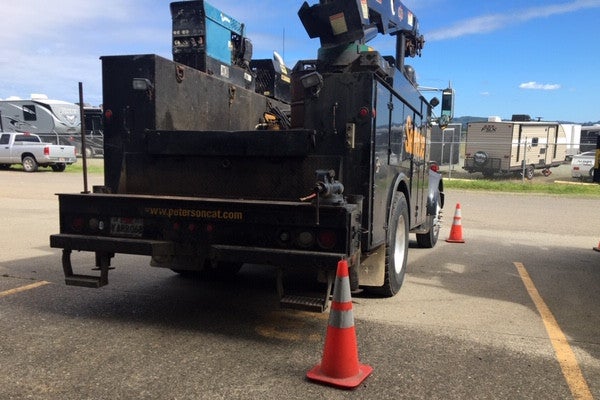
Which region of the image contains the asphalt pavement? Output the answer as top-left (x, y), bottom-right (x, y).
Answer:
top-left (0, 167), bottom-right (598, 399)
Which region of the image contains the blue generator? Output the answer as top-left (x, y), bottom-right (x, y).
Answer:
top-left (170, 0), bottom-right (254, 89)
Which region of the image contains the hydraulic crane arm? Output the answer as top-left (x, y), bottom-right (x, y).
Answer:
top-left (299, 0), bottom-right (424, 58)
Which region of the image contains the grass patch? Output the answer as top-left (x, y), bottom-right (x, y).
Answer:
top-left (445, 178), bottom-right (600, 196)
top-left (65, 159), bottom-right (104, 174)
top-left (61, 158), bottom-right (600, 197)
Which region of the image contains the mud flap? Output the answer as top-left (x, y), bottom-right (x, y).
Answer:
top-left (358, 245), bottom-right (385, 287)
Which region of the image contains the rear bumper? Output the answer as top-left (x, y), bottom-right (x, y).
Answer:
top-left (50, 234), bottom-right (346, 270)
top-left (50, 234), bottom-right (174, 256)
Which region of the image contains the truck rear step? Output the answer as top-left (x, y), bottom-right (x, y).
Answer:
top-left (65, 274), bottom-right (106, 288)
top-left (277, 269), bottom-right (334, 313)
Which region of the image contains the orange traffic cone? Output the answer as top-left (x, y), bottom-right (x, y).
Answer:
top-left (306, 259), bottom-right (373, 389)
top-left (446, 203), bottom-right (465, 243)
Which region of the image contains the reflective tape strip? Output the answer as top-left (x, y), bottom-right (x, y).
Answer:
top-left (332, 276), bottom-right (352, 303)
top-left (331, 300), bottom-right (353, 312)
top-left (328, 308), bottom-right (355, 329)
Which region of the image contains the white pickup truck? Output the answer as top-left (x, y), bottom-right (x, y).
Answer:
top-left (0, 132), bottom-right (77, 172)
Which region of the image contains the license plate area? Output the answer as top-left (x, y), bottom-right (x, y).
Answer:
top-left (110, 217), bottom-right (144, 238)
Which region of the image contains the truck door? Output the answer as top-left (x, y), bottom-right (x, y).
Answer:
top-left (370, 84), bottom-right (392, 247)
top-left (0, 133), bottom-right (10, 163)
top-left (407, 112), bottom-right (427, 228)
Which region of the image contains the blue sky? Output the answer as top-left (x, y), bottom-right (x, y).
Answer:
top-left (1, 0), bottom-right (599, 122)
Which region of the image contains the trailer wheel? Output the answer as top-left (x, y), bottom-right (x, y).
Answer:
top-left (524, 165), bottom-right (534, 180)
top-left (370, 191), bottom-right (409, 297)
top-left (51, 163), bottom-right (66, 172)
top-left (416, 197), bottom-right (440, 248)
top-left (22, 156), bottom-right (38, 172)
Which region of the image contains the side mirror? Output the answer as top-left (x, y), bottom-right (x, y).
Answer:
top-left (441, 88), bottom-right (454, 120)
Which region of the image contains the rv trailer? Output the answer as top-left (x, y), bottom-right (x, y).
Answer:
top-left (464, 116), bottom-right (567, 179)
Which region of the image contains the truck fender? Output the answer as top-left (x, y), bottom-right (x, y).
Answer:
top-left (426, 169), bottom-right (444, 215)
top-left (358, 173), bottom-right (409, 287)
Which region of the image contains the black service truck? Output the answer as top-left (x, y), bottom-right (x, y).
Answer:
top-left (50, 0), bottom-right (454, 312)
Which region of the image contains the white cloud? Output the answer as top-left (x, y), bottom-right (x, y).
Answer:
top-left (519, 82), bottom-right (561, 90)
top-left (427, 0), bottom-right (600, 40)
top-left (0, 1), bottom-right (170, 105)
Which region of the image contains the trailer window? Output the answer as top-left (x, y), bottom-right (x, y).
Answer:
top-left (23, 105), bottom-right (36, 121)
top-left (531, 137), bottom-right (539, 147)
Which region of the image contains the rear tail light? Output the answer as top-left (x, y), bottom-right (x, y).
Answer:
top-left (104, 109), bottom-right (113, 123)
top-left (44, 146), bottom-right (50, 156)
top-left (295, 231), bottom-right (315, 248)
top-left (429, 163), bottom-right (439, 172)
top-left (278, 230), bottom-right (291, 244)
top-left (317, 230), bottom-right (337, 249)
top-left (70, 216), bottom-right (85, 232)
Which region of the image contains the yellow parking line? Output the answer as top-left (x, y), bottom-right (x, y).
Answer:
top-left (0, 281), bottom-right (51, 298)
top-left (514, 262), bottom-right (593, 400)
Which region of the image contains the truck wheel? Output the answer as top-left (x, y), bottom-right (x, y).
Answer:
top-left (51, 163), bottom-right (66, 172)
top-left (525, 165), bottom-right (534, 180)
top-left (371, 191), bottom-right (409, 297)
top-left (22, 156), bottom-right (38, 172)
top-left (416, 198), bottom-right (440, 248)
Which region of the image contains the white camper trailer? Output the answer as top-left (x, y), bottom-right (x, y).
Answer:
top-left (0, 95), bottom-right (80, 137)
top-left (0, 95), bottom-right (103, 157)
top-left (464, 116), bottom-right (567, 179)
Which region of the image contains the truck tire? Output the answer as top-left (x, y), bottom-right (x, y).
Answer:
top-left (22, 156), bottom-right (38, 172)
top-left (416, 197), bottom-right (440, 248)
top-left (51, 163), bottom-right (66, 172)
top-left (371, 191), bottom-right (409, 297)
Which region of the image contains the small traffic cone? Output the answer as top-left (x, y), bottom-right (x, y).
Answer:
top-left (446, 203), bottom-right (465, 243)
top-left (306, 259), bottom-right (373, 389)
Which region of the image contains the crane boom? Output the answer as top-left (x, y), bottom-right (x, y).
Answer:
top-left (299, 0), bottom-right (424, 58)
